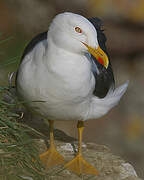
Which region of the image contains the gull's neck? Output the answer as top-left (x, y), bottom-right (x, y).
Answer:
top-left (44, 36), bottom-right (92, 80)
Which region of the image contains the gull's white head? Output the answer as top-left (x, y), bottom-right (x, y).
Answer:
top-left (48, 12), bottom-right (109, 68)
top-left (48, 12), bottom-right (98, 53)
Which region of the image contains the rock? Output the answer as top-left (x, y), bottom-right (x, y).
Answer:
top-left (35, 139), bottom-right (141, 180)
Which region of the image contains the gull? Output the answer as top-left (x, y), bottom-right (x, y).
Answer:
top-left (16, 12), bottom-right (128, 175)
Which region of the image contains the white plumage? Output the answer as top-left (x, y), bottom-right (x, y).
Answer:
top-left (16, 12), bottom-right (128, 122)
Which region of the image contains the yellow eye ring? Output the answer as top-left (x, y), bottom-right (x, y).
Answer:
top-left (75, 27), bottom-right (82, 33)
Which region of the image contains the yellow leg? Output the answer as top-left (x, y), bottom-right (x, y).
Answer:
top-left (64, 121), bottom-right (99, 175)
top-left (39, 120), bottom-right (64, 168)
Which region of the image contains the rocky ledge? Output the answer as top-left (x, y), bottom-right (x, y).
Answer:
top-left (33, 139), bottom-right (141, 180)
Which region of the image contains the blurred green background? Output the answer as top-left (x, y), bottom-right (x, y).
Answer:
top-left (0, 0), bottom-right (144, 178)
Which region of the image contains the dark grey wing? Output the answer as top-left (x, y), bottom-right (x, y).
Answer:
top-left (15, 31), bottom-right (47, 86)
top-left (21, 31), bottom-right (47, 60)
top-left (88, 17), bottom-right (115, 98)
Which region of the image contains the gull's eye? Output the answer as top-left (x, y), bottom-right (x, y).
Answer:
top-left (75, 27), bottom-right (82, 33)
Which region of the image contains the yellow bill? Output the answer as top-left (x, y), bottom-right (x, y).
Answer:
top-left (82, 42), bottom-right (109, 69)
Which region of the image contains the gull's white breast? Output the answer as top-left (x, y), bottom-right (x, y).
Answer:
top-left (17, 41), bottom-right (95, 121)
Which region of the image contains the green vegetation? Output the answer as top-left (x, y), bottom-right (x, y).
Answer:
top-left (0, 35), bottom-right (48, 180)
top-left (0, 86), bottom-right (49, 180)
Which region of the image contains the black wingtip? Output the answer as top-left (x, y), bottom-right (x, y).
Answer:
top-left (87, 17), bottom-right (115, 98)
top-left (88, 17), bottom-right (104, 30)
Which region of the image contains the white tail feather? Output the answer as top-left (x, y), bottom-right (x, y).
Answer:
top-left (87, 81), bottom-right (129, 120)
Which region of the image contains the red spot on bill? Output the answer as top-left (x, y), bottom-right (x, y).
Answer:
top-left (98, 57), bottom-right (104, 66)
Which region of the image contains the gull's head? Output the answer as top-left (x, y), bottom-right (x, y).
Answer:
top-left (48, 12), bottom-right (109, 68)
